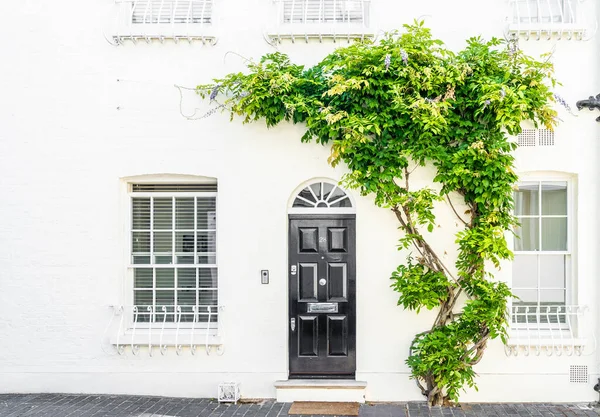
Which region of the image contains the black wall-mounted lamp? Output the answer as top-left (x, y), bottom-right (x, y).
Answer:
top-left (576, 94), bottom-right (600, 122)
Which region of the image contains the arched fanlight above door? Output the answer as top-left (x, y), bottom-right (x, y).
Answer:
top-left (290, 181), bottom-right (355, 213)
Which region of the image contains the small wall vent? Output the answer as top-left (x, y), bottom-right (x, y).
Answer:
top-left (517, 129), bottom-right (555, 147)
top-left (538, 129), bottom-right (555, 146)
top-left (569, 365), bottom-right (588, 383)
top-left (517, 129), bottom-right (537, 146)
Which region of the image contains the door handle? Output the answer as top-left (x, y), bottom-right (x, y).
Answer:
top-left (290, 318), bottom-right (296, 332)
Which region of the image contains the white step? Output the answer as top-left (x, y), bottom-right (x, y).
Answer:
top-left (274, 379), bottom-right (367, 403)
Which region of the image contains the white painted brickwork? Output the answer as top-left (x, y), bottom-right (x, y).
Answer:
top-left (0, 0), bottom-right (599, 404)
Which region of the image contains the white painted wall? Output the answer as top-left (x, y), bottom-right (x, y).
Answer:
top-left (0, 0), bottom-right (599, 403)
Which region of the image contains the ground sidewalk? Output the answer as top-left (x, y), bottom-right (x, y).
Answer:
top-left (1, 394), bottom-right (599, 417)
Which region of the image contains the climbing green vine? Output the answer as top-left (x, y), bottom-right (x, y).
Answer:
top-left (196, 21), bottom-right (558, 405)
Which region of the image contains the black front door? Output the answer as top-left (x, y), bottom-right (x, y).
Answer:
top-left (288, 215), bottom-right (356, 378)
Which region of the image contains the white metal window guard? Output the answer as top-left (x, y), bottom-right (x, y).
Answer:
top-left (506, 0), bottom-right (595, 40)
top-left (106, 304), bottom-right (225, 356)
top-left (266, 0), bottom-right (374, 44)
top-left (105, 0), bottom-right (217, 45)
top-left (505, 305), bottom-right (591, 356)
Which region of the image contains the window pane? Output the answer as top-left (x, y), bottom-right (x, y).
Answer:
top-left (297, 187), bottom-right (316, 204)
top-left (199, 289), bottom-right (218, 306)
top-left (156, 269), bottom-right (174, 288)
top-left (133, 255), bottom-right (151, 264)
top-left (514, 218), bottom-right (539, 251)
top-left (513, 289), bottom-right (537, 303)
top-left (310, 183), bottom-right (322, 200)
top-left (178, 290), bottom-right (196, 306)
top-left (539, 255), bottom-right (565, 289)
top-left (540, 289), bottom-right (565, 304)
top-left (153, 198), bottom-right (173, 229)
top-left (293, 197), bottom-right (314, 208)
top-left (197, 232), bottom-right (216, 253)
top-left (199, 268), bottom-right (218, 288)
top-left (132, 231), bottom-right (150, 253)
top-left (134, 291), bottom-right (153, 323)
top-left (132, 198), bottom-right (150, 229)
top-left (156, 290), bottom-right (174, 307)
top-left (175, 198), bottom-right (195, 229)
top-left (322, 182), bottom-right (335, 201)
top-left (512, 255), bottom-right (538, 288)
top-left (175, 232), bottom-right (195, 252)
top-left (155, 256), bottom-right (173, 264)
top-left (197, 198), bottom-right (216, 229)
top-left (154, 231), bottom-right (172, 253)
top-left (541, 182), bottom-right (567, 215)
top-left (178, 268), bottom-right (196, 288)
top-left (329, 186), bottom-right (346, 201)
top-left (198, 254), bottom-right (217, 264)
top-left (541, 218), bottom-right (567, 251)
top-left (330, 196), bottom-right (352, 208)
top-left (514, 182), bottom-right (539, 216)
top-left (177, 256), bottom-right (194, 264)
top-left (178, 290), bottom-right (197, 322)
top-left (134, 290), bottom-right (153, 306)
top-left (134, 268), bottom-right (153, 288)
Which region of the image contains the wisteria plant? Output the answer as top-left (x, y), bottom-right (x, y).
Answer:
top-left (196, 22), bottom-right (558, 405)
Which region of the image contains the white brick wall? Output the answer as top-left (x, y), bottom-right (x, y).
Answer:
top-left (1, 0), bottom-right (599, 402)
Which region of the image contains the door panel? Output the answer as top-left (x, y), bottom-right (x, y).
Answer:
top-left (299, 227), bottom-right (319, 252)
top-left (299, 263), bottom-right (318, 301)
top-left (327, 316), bottom-right (348, 356)
top-left (289, 216), bottom-right (356, 378)
top-left (327, 227), bottom-right (348, 252)
top-left (328, 263), bottom-right (347, 301)
top-left (299, 315), bottom-right (319, 356)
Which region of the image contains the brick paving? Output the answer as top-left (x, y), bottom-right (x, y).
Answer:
top-left (0, 395), bottom-right (599, 417)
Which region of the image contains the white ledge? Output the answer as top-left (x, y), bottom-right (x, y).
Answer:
top-left (274, 379), bottom-right (367, 389)
top-left (506, 337), bottom-right (586, 347)
top-left (507, 23), bottom-right (586, 38)
top-left (111, 333), bottom-right (222, 346)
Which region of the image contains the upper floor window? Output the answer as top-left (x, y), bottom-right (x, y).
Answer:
top-left (506, 0), bottom-right (588, 40)
top-left (268, 0), bottom-right (373, 43)
top-left (283, 0), bottom-right (369, 25)
top-left (108, 0), bottom-right (216, 45)
top-left (131, 0), bottom-right (213, 24)
top-left (512, 180), bottom-right (571, 327)
top-left (511, 0), bottom-right (575, 24)
top-left (130, 183), bottom-right (218, 326)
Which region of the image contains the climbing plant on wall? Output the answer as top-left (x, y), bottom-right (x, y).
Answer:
top-left (196, 22), bottom-right (557, 406)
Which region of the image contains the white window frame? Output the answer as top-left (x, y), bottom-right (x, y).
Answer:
top-left (123, 179), bottom-right (219, 333)
top-left (511, 175), bottom-right (575, 332)
top-left (506, 0), bottom-right (586, 40)
top-left (109, 0), bottom-right (218, 45)
top-left (267, 0), bottom-right (374, 43)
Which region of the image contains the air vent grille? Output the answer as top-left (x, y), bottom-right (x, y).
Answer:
top-left (517, 129), bottom-right (537, 146)
top-left (132, 183), bottom-right (217, 192)
top-left (569, 365), bottom-right (588, 383)
top-left (517, 129), bottom-right (555, 147)
top-left (539, 129), bottom-right (555, 146)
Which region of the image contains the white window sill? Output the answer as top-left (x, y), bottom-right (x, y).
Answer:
top-left (110, 331), bottom-right (222, 347)
top-left (506, 337), bottom-right (585, 347)
top-left (507, 22), bottom-right (586, 36)
top-left (267, 23), bottom-right (375, 41)
top-left (111, 25), bottom-right (218, 44)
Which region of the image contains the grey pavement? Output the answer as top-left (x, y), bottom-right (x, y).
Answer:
top-left (1, 394), bottom-right (599, 417)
